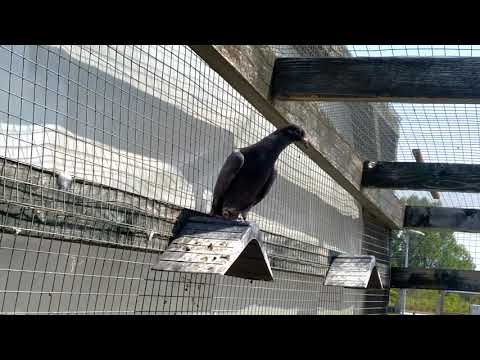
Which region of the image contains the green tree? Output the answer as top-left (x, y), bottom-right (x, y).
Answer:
top-left (389, 195), bottom-right (476, 314)
top-left (390, 195), bottom-right (475, 271)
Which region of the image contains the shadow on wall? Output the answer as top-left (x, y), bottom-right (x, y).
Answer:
top-left (0, 45), bottom-right (360, 246)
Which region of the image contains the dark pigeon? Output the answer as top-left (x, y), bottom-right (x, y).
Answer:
top-left (210, 124), bottom-right (310, 221)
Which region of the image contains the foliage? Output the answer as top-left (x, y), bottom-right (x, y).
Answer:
top-left (390, 195), bottom-right (475, 270)
top-left (388, 288), bottom-right (480, 314)
top-left (389, 195), bottom-right (477, 313)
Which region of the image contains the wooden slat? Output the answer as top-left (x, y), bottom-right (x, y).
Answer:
top-left (404, 206), bottom-right (480, 233)
top-left (172, 238), bottom-right (235, 248)
top-left (324, 255), bottom-right (382, 289)
top-left (178, 231), bottom-right (243, 240)
top-left (164, 243), bottom-right (235, 256)
top-left (153, 260), bottom-right (226, 274)
top-left (391, 267), bottom-right (480, 291)
top-left (152, 216), bottom-right (274, 281)
top-left (190, 45), bottom-right (403, 229)
top-left (362, 161), bottom-right (480, 192)
top-left (271, 57), bottom-right (480, 103)
top-left (155, 251), bottom-right (229, 265)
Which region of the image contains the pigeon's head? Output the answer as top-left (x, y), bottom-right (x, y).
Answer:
top-left (277, 125), bottom-right (311, 147)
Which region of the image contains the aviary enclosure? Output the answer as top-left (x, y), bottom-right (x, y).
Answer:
top-left (1, 45), bottom-right (479, 314)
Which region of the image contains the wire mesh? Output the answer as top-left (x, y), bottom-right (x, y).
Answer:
top-left (346, 45), bottom-right (480, 273)
top-left (272, 45), bottom-right (401, 163)
top-left (0, 45), bottom-right (391, 314)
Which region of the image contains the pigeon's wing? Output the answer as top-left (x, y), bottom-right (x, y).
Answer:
top-left (251, 168), bottom-right (277, 207)
top-left (210, 150), bottom-right (245, 214)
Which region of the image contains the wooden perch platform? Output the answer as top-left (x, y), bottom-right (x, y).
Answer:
top-left (362, 161), bottom-right (480, 193)
top-left (151, 216), bottom-right (274, 281)
top-left (404, 206), bottom-right (480, 233)
top-left (271, 57), bottom-right (480, 103)
top-left (324, 255), bottom-right (383, 289)
top-left (391, 267), bottom-right (480, 292)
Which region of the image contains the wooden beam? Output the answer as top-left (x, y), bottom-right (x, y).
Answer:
top-left (362, 161), bottom-right (480, 192)
top-left (390, 267), bottom-right (480, 292)
top-left (404, 205), bottom-right (480, 233)
top-left (190, 45), bottom-right (404, 229)
top-left (271, 57), bottom-right (480, 103)
top-left (411, 149), bottom-right (440, 200)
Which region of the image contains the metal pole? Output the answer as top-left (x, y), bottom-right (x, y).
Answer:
top-left (401, 232), bottom-right (409, 314)
top-left (396, 229), bottom-right (423, 315)
top-left (436, 290), bottom-right (445, 315)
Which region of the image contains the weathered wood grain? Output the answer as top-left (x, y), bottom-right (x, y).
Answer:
top-left (271, 57), bottom-right (480, 103)
top-left (362, 161), bottom-right (480, 192)
top-left (404, 206), bottom-right (480, 232)
top-left (391, 267), bottom-right (480, 291)
top-left (324, 255), bottom-right (383, 289)
top-left (165, 242), bottom-right (234, 255)
top-left (152, 216), bottom-right (274, 281)
top-left (190, 45), bottom-right (403, 229)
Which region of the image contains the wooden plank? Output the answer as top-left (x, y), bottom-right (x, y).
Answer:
top-left (153, 260), bottom-right (226, 274)
top-left (324, 255), bottom-right (382, 289)
top-left (172, 238), bottom-right (234, 248)
top-left (404, 206), bottom-right (480, 233)
top-left (271, 57), bottom-right (480, 103)
top-left (152, 216), bottom-right (274, 281)
top-left (155, 251), bottom-right (229, 265)
top-left (178, 231), bottom-right (243, 240)
top-left (412, 149), bottom-right (440, 200)
top-left (391, 267), bottom-right (480, 291)
top-left (190, 45), bottom-right (403, 229)
top-left (362, 161), bottom-right (480, 192)
top-left (164, 243), bottom-right (235, 256)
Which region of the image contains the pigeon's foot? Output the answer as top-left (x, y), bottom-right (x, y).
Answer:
top-left (222, 209), bottom-right (241, 221)
top-left (208, 212), bottom-right (238, 222)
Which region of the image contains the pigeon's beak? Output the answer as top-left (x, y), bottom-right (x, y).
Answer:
top-left (301, 135), bottom-right (312, 148)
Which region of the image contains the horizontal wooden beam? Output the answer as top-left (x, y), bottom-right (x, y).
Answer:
top-left (362, 161), bottom-right (480, 192)
top-left (404, 206), bottom-right (480, 232)
top-left (271, 57), bottom-right (480, 103)
top-left (391, 267), bottom-right (480, 292)
top-left (191, 45), bottom-right (403, 229)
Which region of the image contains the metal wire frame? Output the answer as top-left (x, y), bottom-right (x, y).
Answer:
top-left (0, 45), bottom-right (391, 314)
